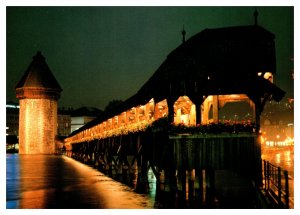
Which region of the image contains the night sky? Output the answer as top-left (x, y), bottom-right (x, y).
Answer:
top-left (6, 6), bottom-right (294, 110)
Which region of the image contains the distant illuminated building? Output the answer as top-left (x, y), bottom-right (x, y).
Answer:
top-left (260, 98), bottom-right (294, 146)
top-left (6, 102), bottom-right (19, 136)
top-left (15, 52), bottom-right (62, 154)
top-left (70, 107), bottom-right (102, 133)
top-left (57, 108), bottom-right (72, 137)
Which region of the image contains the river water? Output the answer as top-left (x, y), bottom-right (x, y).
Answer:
top-left (6, 154), bottom-right (154, 209)
top-left (6, 145), bottom-right (294, 209)
top-left (261, 145), bottom-right (294, 207)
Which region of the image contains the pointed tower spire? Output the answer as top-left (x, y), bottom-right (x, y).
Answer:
top-left (254, 8), bottom-right (259, 26)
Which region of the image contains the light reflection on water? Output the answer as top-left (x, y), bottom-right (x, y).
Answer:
top-left (6, 154), bottom-right (154, 209)
top-left (6, 154), bottom-right (21, 209)
top-left (275, 153), bottom-right (281, 165)
top-left (7, 145), bottom-right (294, 209)
top-left (261, 145), bottom-right (294, 177)
top-left (261, 145), bottom-right (294, 206)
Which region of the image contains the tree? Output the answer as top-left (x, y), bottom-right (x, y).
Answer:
top-left (104, 100), bottom-right (123, 112)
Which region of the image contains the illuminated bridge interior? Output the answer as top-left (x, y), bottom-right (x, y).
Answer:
top-left (65, 24), bottom-right (285, 147)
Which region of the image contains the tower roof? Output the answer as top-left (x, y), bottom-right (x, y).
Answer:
top-left (16, 51), bottom-right (62, 91)
top-left (16, 52), bottom-right (62, 100)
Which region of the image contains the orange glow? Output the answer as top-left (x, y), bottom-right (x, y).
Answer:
top-left (154, 99), bottom-right (168, 120)
top-left (66, 94), bottom-right (256, 146)
top-left (173, 96), bottom-right (195, 126)
top-left (19, 99), bottom-right (57, 154)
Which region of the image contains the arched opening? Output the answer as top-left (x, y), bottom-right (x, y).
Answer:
top-left (219, 101), bottom-right (253, 123)
top-left (201, 94), bottom-right (255, 124)
top-left (154, 99), bottom-right (168, 120)
top-left (118, 112), bottom-right (126, 127)
top-left (113, 116), bottom-right (118, 128)
top-left (126, 107), bottom-right (136, 124)
top-left (146, 98), bottom-right (155, 122)
top-left (173, 96), bottom-right (196, 126)
top-left (137, 105), bottom-right (146, 122)
top-left (202, 95), bottom-right (218, 124)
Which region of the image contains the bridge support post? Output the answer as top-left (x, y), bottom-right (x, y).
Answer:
top-left (196, 102), bottom-right (202, 126)
top-left (205, 168), bottom-right (216, 207)
top-left (135, 133), bottom-right (149, 193)
top-left (189, 96), bottom-right (203, 126)
top-left (212, 95), bottom-right (219, 123)
top-left (188, 170), bottom-right (195, 201)
top-left (167, 97), bottom-right (176, 125)
top-left (179, 168), bottom-right (187, 203)
top-left (195, 168), bottom-right (204, 204)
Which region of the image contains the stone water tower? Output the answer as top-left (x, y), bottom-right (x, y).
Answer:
top-left (16, 52), bottom-right (62, 154)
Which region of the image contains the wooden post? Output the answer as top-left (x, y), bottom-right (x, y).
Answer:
top-left (181, 168), bottom-right (187, 202)
top-left (278, 166), bottom-right (282, 206)
top-left (167, 97), bottom-right (176, 125)
top-left (205, 168), bottom-right (215, 206)
top-left (212, 95), bottom-right (219, 123)
top-left (189, 96), bottom-right (203, 126)
top-left (196, 101), bottom-right (202, 126)
top-left (284, 170), bottom-right (289, 208)
top-left (188, 170), bottom-right (195, 201)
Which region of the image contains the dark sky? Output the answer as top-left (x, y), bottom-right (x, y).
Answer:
top-left (6, 6), bottom-right (294, 110)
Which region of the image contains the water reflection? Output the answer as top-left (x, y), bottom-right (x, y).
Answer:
top-left (261, 145), bottom-right (294, 177)
top-left (6, 154), bottom-right (154, 209)
top-left (7, 146), bottom-right (294, 209)
top-left (98, 165), bottom-right (259, 209)
top-left (275, 153), bottom-right (281, 165)
top-left (6, 154), bottom-right (21, 209)
top-left (261, 145), bottom-right (294, 207)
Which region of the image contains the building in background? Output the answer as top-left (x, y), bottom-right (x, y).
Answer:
top-left (6, 102), bottom-right (19, 137)
top-left (57, 108), bottom-right (72, 138)
top-left (6, 103), bottom-right (103, 147)
top-left (70, 107), bottom-right (102, 133)
top-left (260, 98), bottom-right (294, 146)
top-left (6, 102), bottom-right (20, 152)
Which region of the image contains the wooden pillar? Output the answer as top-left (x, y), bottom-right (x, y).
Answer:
top-left (188, 170), bottom-right (195, 201)
top-left (205, 168), bottom-right (215, 206)
top-left (180, 168), bottom-right (187, 202)
top-left (255, 103), bottom-right (261, 133)
top-left (202, 98), bottom-right (209, 124)
top-left (189, 104), bottom-right (196, 126)
top-left (167, 97), bottom-right (176, 125)
top-left (189, 96), bottom-right (203, 126)
top-left (135, 133), bottom-right (149, 193)
top-left (212, 95), bottom-right (219, 123)
top-left (196, 101), bottom-right (202, 125)
top-left (195, 168), bottom-right (204, 204)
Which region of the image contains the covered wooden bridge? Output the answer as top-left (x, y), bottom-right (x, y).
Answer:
top-left (64, 22), bottom-right (285, 205)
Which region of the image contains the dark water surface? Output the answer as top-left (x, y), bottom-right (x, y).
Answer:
top-left (6, 146), bottom-right (294, 209)
top-left (6, 154), bottom-right (153, 209)
top-left (6, 154), bottom-right (259, 209)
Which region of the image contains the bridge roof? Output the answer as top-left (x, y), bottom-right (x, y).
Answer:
top-left (137, 25), bottom-right (280, 100)
top-left (67, 25), bottom-right (285, 137)
top-left (16, 52), bottom-right (62, 91)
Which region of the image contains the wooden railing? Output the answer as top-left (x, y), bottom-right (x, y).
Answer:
top-left (262, 160), bottom-right (290, 208)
